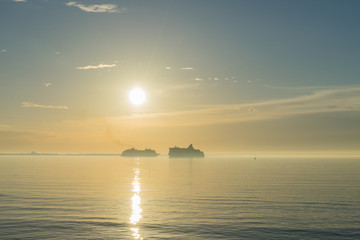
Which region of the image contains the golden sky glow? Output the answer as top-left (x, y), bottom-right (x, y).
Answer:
top-left (1, 1), bottom-right (360, 155)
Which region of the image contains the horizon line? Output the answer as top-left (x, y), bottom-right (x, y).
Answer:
top-left (0, 152), bottom-right (359, 158)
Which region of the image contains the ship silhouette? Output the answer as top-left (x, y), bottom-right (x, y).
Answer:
top-left (168, 144), bottom-right (204, 158)
top-left (121, 148), bottom-right (159, 157)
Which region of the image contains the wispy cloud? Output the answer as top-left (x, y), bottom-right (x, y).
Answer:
top-left (181, 67), bottom-right (194, 70)
top-left (0, 129), bottom-right (57, 146)
top-left (0, 124), bottom-right (11, 130)
top-left (111, 87), bottom-right (360, 127)
top-left (76, 63), bottom-right (116, 70)
top-left (65, 2), bottom-right (126, 13)
top-left (21, 102), bottom-right (68, 110)
top-left (13, 0), bottom-right (27, 2)
top-left (44, 83), bottom-right (52, 87)
top-left (262, 84), bottom-right (339, 91)
top-left (169, 83), bottom-right (200, 91)
top-left (0, 49), bottom-right (6, 53)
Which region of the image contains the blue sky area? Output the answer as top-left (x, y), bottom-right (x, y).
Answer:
top-left (1, 0), bottom-right (360, 154)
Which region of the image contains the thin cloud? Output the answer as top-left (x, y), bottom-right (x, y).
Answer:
top-left (181, 67), bottom-right (194, 70)
top-left (21, 102), bottom-right (68, 110)
top-left (111, 87), bottom-right (360, 127)
top-left (44, 83), bottom-right (52, 87)
top-left (65, 2), bottom-right (126, 13)
top-left (0, 129), bottom-right (57, 142)
top-left (0, 124), bottom-right (11, 130)
top-left (0, 49), bottom-right (6, 53)
top-left (169, 83), bottom-right (200, 90)
top-left (262, 84), bottom-right (338, 91)
top-left (13, 0), bottom-right (27, 2)
top-left (76, 63), bottom-right (116, 70)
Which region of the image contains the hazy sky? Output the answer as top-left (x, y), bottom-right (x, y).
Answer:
top-left (1, 0), bottom-right (360, 155)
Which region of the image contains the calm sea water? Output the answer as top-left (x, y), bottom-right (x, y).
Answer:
top-left (0, 155), bottom-right (359, 239)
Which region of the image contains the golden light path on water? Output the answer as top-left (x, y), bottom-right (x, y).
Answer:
top-left (130, 161), bottom-right (143, 239)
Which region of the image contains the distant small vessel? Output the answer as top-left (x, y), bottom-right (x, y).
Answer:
top-left (121, 148), bottom-right (159, 157)
top-left (168, 144), bottom-right (204, 158)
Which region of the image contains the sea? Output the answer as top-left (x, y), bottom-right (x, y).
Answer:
top-left (0, 155), bottom-right (359, 239)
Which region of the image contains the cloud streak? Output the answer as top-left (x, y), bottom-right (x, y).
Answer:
top-left (0, 124), bottom-right (11, 130)
top-left (76, 63), bottom-right (116, 70)
top-left (110, 87), bottom-right (360, 127)
top-left (66, 2), bottom-right (126, 13)
top-left (22, 102), bottom-right (68, 110)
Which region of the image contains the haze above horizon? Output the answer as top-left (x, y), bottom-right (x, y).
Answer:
top-left (1, 0), bottom-right (360, 155)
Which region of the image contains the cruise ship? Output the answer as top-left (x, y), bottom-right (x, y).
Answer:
top-left (168, 144), bottom-right (204, 158)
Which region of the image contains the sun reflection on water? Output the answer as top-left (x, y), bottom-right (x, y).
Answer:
top-left (130, 164), bottom-right (143, 239)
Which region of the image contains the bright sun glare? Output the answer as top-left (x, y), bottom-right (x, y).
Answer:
top-left (129, 87), bottom-right (146, 105)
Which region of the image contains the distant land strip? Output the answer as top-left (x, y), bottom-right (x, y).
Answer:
top-left (0, 152), bottom-right (123, 156)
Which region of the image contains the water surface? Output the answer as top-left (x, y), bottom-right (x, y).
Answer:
top-left (1, 155), bottom-right (359, 239)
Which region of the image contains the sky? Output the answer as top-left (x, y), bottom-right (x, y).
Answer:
top-left (1, 0), bottom-right (360, 155)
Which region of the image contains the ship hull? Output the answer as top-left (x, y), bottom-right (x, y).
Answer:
top-left (121, 148), bottom-right (159, 157)
top-left (168, 145), bottom-right (204, 158)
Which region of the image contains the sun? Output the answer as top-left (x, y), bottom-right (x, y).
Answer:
top-left (128, 87), bottom-right (146, 105)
